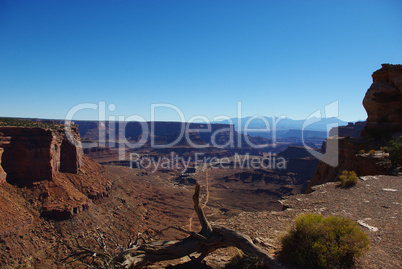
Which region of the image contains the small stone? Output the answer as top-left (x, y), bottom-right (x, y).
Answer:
top-left (382, 188), bottom-right (398, 192)
top-left (358, 220), bottom-right (379, 232)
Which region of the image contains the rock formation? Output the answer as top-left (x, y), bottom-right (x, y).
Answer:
top-left (363, 63), bottom-right (402, 134)
top-left (0, 126), bottom-right (82, 186)
top-left (329, 121), bottom-right (366, 138)
top-left (0, 148), bottom-right (6, 184)
top-left (306, 137), bottom-right (391, 193)
top-left (277, 146), bottom-right (313, 159)
top-left (0, 124), bottom-right (110, 220)
top-left (307, 64), bottom-right (400, 192)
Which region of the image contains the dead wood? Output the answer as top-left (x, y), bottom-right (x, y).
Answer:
top-left (65, 182), bottom-right (285, 268)
top-left (113, 182), bottom-right (285, 269)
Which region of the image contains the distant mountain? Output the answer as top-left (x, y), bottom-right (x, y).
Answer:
top-left (214, 116), bottom-right (349, 133)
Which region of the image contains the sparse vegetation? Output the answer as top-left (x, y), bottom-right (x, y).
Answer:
top-left (225, 248), bottom-right (268, 269)
top-left (64, 183), bottom-right (284, 269)
top-left (0, 117), bottom-right (64, 130)
top-left (280, 214), bottom-right (369, 269)
top-left (358, 149), bottom-right (365, 154)
top-left (368, 149), bottom-right (376, 155)
top-left (339, 170), bottom-right (358, 187)
top-left (383, 136), bottom-right (402, 167)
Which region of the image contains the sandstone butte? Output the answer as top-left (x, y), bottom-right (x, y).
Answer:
top-left (0, 125), bottom-right (111, 220)
top-left (0, 64), bottom-right (400, 268)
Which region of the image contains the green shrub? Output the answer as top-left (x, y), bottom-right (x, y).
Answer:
top-left (339, 170), bottom-right (358, 187)
top-left (388, 136), bottom-right (402, 167)
top-left (368, 149), bottom-right (376, 155)
top-left (281, 214), bottom-right (369, 269)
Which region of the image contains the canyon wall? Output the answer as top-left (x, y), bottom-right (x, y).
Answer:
top-left (0, 126), bottom-right (83, 186)
top-left (74, 120), bottom-right (270, 149)
top-left (363, 63), bottom-right (402, 134)
top-left (329, 121), bottom-right (366, 138)
top-left (0, 148), bottom-right (6, 184)
top-left (0, 125), bottom-right (110, 221)
top-left (307, 64), bottom-right (401, 192)
top-left (306, 137), bottom-right (391, 193)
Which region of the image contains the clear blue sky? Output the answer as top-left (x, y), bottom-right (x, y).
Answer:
top-left (0, 0), bottom-right (401, 122)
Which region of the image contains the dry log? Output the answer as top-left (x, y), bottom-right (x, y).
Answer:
top-left (113, 182), bottom-right (285, 269)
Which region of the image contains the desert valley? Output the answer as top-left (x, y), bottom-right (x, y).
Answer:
top-left (0, 64), bottom-right (401, 268)
top-left (1, 1), bottom-right (402, 268)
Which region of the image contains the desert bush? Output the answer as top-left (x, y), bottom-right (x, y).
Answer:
top-left (387, 136), bottom-right (402, 167)
top-left (358, 149), bottom-right (365, 154)
top-left (281, 214), bottom-right (369, 269)
top-left (368, 149), bottom-right (376, 155)
top-left (339, 170), bottom-right (358, 187)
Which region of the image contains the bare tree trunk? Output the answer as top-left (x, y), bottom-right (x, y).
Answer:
top-left (113, 183), bottom-right (285, 269)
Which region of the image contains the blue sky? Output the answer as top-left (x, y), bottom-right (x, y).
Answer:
top-left (0, 0), bottom-right (401, 122)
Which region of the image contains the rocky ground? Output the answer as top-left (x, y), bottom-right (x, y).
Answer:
top-left (1, 162), bottom-right (400, 268)
top-left (205, 174), bottom-right (401, 268)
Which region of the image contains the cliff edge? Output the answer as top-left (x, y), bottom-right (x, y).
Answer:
top-left (0, 124), bottom-right (111, 227)
top-left (363, 63), bottom-right (402, 133)
top-left (212, 175), bottom-right (401, 269)
top-left (307, 64), bottom-right (401, 192)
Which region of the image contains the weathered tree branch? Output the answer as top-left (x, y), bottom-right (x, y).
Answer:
top-left (65, 182), bottom-right (286, 268)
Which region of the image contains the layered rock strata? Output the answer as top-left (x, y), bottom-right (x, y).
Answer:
top-left (0, 125), bottom-right (110, 220)
top-left (363, 63), bottom-right (402, 134)
top-left (0, 126), bottom-right (82, 186)
top-left (307, 64), bottom-right (400, 192)
top-left (306, 137), bottom-right (391, 193)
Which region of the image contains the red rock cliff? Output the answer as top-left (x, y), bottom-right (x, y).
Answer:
top-left (363, 63), bottom-right (402, 133)
top-left (0, 125), bottom-right (110, 220)
top-left (0, 148), bottom-right (6, 184)
top-left (0, 126), bottom-right (83, 186)
top-left (306, 137), bottom-right (391, 193)
top-left (307, 64), bottom-right (400, 192)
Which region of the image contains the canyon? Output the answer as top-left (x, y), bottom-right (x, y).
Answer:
top-left (0, 64), bottom-right (400, 268)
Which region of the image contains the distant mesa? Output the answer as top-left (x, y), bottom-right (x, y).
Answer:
top-left (329, 121), bottom-right (366, 138)
top-left (277, 146), bottom-right (314, 159)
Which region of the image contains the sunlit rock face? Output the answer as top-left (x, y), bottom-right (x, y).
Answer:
top-left (363, 63), bottom-right (402, 133)
top-left (0, 125), bottom-right (111, 220)
top-left (0, 126), bottom-right (83, 186)
top-left (307, 64), bottom-right (401, 193)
